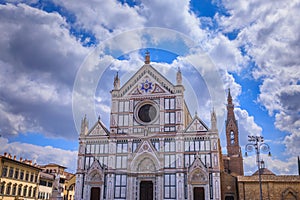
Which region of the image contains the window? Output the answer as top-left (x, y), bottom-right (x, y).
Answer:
top-left (151, 139), bottom-right (160, 151)
top-left (209, 173), bottom-right (213, 199)
top-left (118, 114), bottom-right (129, 126)
top-left (114, 174), bottom-right (127, 198)
top-left (200, 141), bottom-right (205, 151)
top-left (99, 142), bottom-right (109, 154)
top-left (116, 141), bottom-right (128, 153)
top-left (8, 167), bottom-right (14, 178)
top-left (96, 156), bottom-right (108, 166)
top-left (30, 174), bottom-right (34, 182)
top-left (119, 101), bottom-right (129, 112)
top-left (14, 169), bottom-right (19, 179)
top-left (6, 183), bottom-right (11, 195)
top-left (164, 174), bottom-right (176, 199)
top-left (164, 139), bottom-right (175, 152)
top-left (103, 174), bottom-right (107, 198)
top-left (85, 156), bottom-right (94, 170)
top-left (33, 187), bottom-right (36, 198)
top-left (2, 166), bottom-right (8, 177)
top-left (230, 131), bottom-right (235, 144)
top-left (47, 182), bottom-right (52, 187)
top-left (165, 112), bottom-right (175, 124)
top-left (185, 138), bottom-right (210, 152)
top-left (184, 174), bottom-right (188, 199)
top-left (116, 156), bottom-right (127, 169)
top-left (184, 154), bottom-right (196, 166)
top-left (20, 170), bottom-right (24, 180)
top-left (132, 139), bottom-right (141, 152)
top-left (0, 182), bottom-right (4, 194)
top-left (200, 154), bottom-right (211, 167)
top-left (18, 185), bottom-right (22, 196)
top-left (40, 180), bottom-right (47, 186)
top-left (12, 184), bottom-right (17, 195)
top-left (28, 186), bottom-right (32, 197)
top-left (206, 140), bottom-right (211, 150)
top-left (25, 172), bottom-right (29, 181)
top-left (164, 154), bottom-right (176, 168)
top-left (23, 186), bottom-right (27, 197)
top-left (164, 98), bottom-right (175, 110)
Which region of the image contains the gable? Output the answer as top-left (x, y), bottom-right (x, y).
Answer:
top-left (189, 153), bottom-right (208, 174)
top-left (127, 74), bottom-right (170, 96)
top-left (87, 120), bottom-right (109, 136)
top-left (118, 64), bottom-right (176, 97)
top-left (136, 140), bottom-right (158, 155)
top-left (185, 116), bottom-right (208, 132)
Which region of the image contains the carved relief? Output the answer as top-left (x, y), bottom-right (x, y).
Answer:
top-left (138, 158), bottom-right (156, 172)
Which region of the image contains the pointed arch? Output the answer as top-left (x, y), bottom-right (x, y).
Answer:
top-left (131, 152), bottom-right (160, 173)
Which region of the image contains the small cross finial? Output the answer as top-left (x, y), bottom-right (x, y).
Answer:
top-left (98, 115), bottom-right (101, 121)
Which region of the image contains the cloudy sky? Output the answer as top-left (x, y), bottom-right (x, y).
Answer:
top-left (0, 0), bottom-right (299, 174)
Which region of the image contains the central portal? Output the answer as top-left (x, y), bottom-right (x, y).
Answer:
top-left (140, 181), bottom-right (153, 200)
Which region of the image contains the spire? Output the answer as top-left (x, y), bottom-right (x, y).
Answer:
top-left (211, 108), bottom-right (217, 131)
top-left (80, 115), bottom-right (89, 135)
top-left (176, 67), bottom-right (182, 85)
top-left (227, 88), bottom-right (232, 105)
top-left (113, 72), bottom-right (120, 90)
top-left (144, 51), bottom-right (150, 64)
top-left (227, 88), bottom-right (235, 122)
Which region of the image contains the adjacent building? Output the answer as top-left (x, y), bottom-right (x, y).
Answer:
top-left (39, 163), bottom-right (68, 200)
top-left (38, 172), bottom-right (54, 200)
top-left (75, 53), bottom-right (222, 200)
top-left (0, 153), bottom-right (41, 200)
top-left (238, 166), bottom-right (300, 199)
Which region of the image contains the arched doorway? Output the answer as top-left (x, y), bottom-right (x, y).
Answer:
top-left (225, 196), bottom-right (234, 200)
top-left (140, 181), bottom-right (153, 200)
top-left (193, 187), bottom-right (204, 200)
top-left (90, 187), bottom-right (100, 200)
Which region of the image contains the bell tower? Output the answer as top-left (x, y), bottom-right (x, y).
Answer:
top-left (225, 89), bottom-right (244, 175)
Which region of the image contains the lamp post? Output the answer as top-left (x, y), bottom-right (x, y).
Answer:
top-left (245, 135), bottom-right (271, 200)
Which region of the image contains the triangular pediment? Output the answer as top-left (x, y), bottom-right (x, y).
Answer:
top-left (87, 159), bottom-right (103, 173)
top-left (87, 119), bottom-right (109, 136)
top-left (135, 140), bottom-right (158, 155)
top-left (189, 154), bottom-right (206, 171)
top-left (118, 64), bottom-right (176, 97)
top-left (185, 115), bottom-right (208, 132)
top-left (130, 140), bottom-right (161, 172)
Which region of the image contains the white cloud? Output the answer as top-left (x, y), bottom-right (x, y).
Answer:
top-left (0, 137), bottom-right (77, 173)
top-left (218, 0), bottom-right (300, 171)
top-left (244, 154), bottom-right (299, 175)
top-left (0, 3), bottom-right (89, 138)
top-left (52, 0), bottom-right (146, 40)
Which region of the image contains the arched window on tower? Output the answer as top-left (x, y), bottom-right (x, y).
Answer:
top-left (230, 131), bottom-right (235, 145)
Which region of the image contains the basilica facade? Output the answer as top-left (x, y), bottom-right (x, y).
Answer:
top-left (75, 53), bottom-right (221, 200)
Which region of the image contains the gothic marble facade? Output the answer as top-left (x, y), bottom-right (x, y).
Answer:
top-left (75, 54), bottom-right (221, 200)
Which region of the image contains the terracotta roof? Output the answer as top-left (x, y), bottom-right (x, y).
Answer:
top-left (252, 168), bottom-right (275, 176)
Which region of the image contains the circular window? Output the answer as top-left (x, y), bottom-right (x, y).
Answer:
top-left (135, 101), bottom-right (158, 124)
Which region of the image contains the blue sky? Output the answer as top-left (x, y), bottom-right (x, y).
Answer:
top-left (0, 0), bottom-right (299, 174)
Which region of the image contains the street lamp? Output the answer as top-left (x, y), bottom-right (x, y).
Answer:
top-left (245, 135), bottom-right (271, 200)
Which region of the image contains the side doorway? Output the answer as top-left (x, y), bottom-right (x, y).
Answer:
top-left (193, 187), bottom-right (205, 200)
top-left (90, 187), bottom-right (100, 200)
